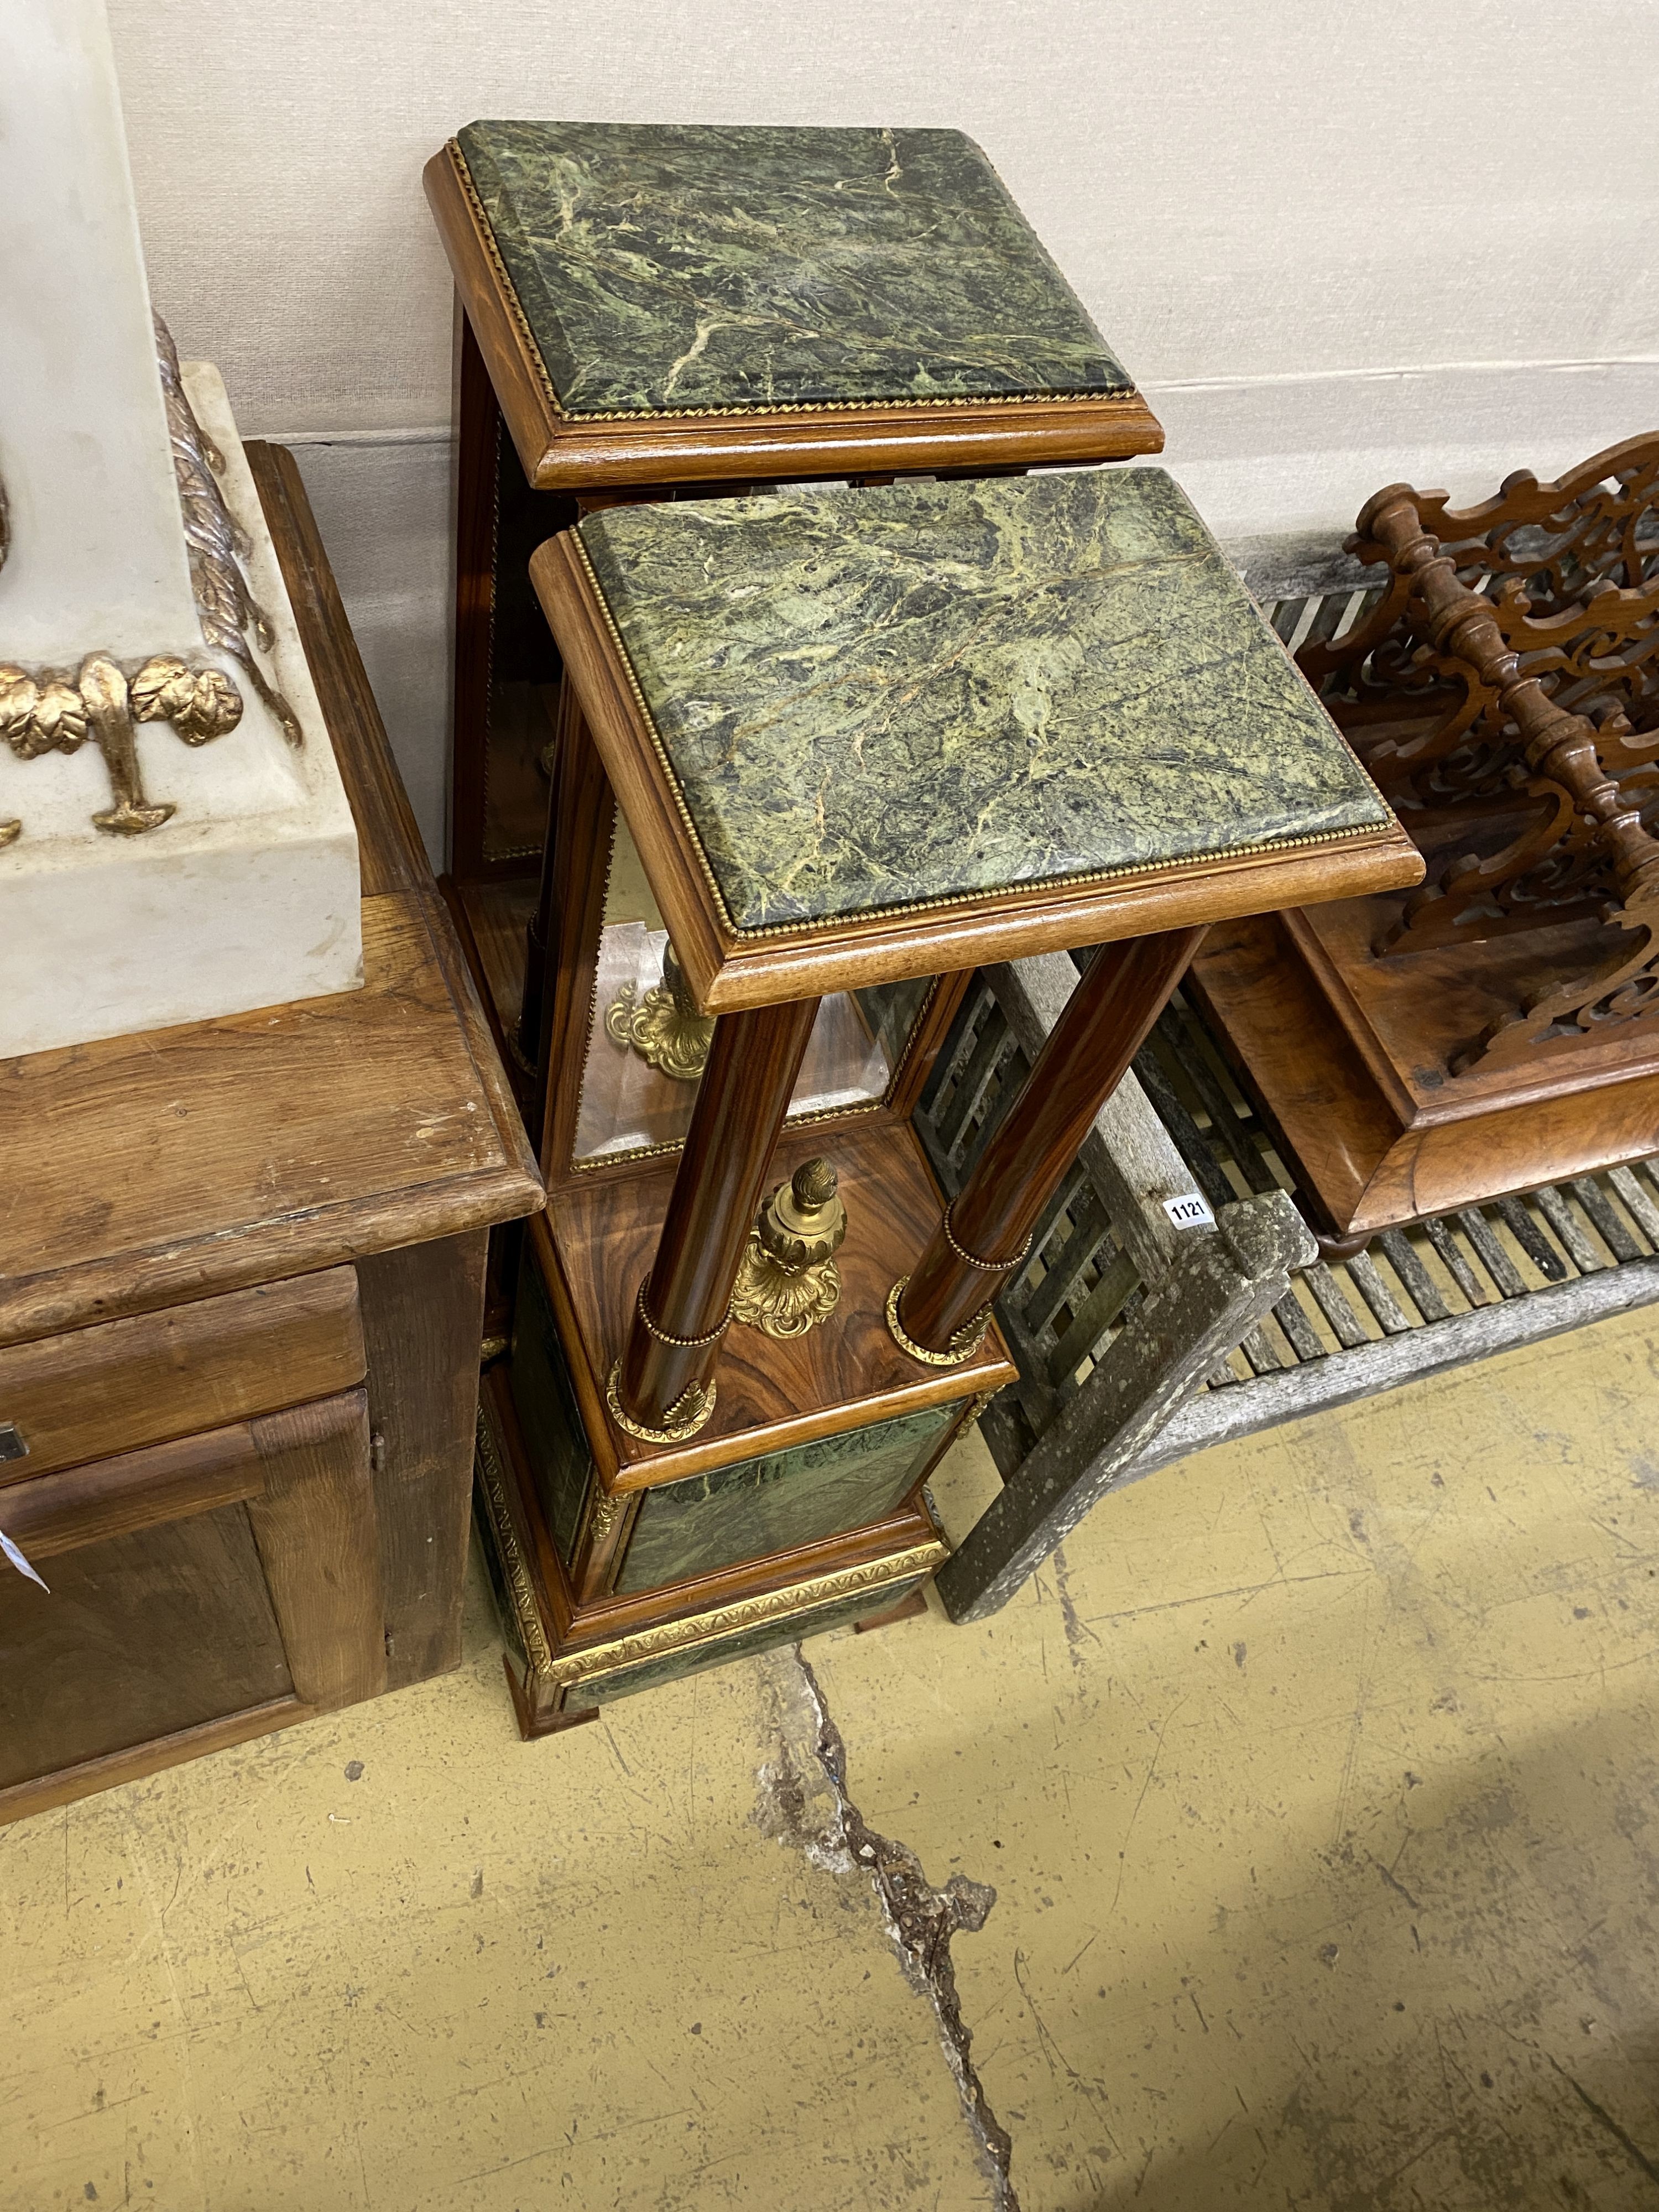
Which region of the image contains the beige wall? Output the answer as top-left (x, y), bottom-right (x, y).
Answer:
top-left (105, 0), bottom-right (1659, 857)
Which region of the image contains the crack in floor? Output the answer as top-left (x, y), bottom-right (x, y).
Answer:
top-left (755, 1643), bottom-right (1020, 2210)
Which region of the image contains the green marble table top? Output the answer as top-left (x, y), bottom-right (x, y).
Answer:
top-left (574, 468), bottom-right (1393, 935)
top-left (455, 121), bottom-right (1131, 418)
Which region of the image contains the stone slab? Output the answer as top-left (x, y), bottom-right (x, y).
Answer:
top-left (456, 119), bottom-right (1131, 416)
top-left (576, 466), bottom-right (1392, 931)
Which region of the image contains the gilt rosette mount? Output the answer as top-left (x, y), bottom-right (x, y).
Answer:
top-left (731, 1156), bottom-right (848, 1339)
top-left (604, 942), bottom-right (714, 1081)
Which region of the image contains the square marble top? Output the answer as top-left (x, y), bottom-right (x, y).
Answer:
top-left (573, 468), bottom-right (1394, 934)
top-left (455, 122), bottom-right (1132, 418)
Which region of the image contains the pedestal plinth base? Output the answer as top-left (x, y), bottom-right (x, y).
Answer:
top-left (0, 366), bottom-right (363, 1058)
top-left (474, 1366), bottom-right (950, 1736)
top-left (470, 1117), bottom-right (1012, 1736)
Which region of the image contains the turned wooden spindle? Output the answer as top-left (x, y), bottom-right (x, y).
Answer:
top-left (614, 994), bottom-right (820, 1436)
top-left (1360, 488), bottom-right (1659, 912)
top-left (894, 928), bottom-right (1205, 1361)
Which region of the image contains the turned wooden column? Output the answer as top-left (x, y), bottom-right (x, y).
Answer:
top-left (894, 928), bottom-right (1206, 1360)
top-left (614, 995), bottom-right (820, 1436)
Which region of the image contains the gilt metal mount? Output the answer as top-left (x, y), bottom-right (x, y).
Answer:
top-left (0, 650), bottom-right (241, 842)
top-left (604, 942), bottom-right (715, 1081)
top-left (732, 1156), bottom-right (848, 1339)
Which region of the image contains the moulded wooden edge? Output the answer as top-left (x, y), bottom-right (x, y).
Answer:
top-left (533, 530), bottom-right (1425, 1012)
top-left (1190, 910), bottom-right (1659, 1239)
top-left (0, 1265), bottom-right (364, 1465)
top-left (0, 1697), bottom-right (315, 1828)
top-left (422, 145), bottom-right (1165, 492)
top-left (249, 440), bottom-right (545, 1208)
top-left (0, 1421), bottom-right (265, 1561)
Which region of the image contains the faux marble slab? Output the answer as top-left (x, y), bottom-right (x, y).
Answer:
top-left (575, 468), bottom-right (1394, 932)
top-left (456, 122), bottom-right (1131, 417)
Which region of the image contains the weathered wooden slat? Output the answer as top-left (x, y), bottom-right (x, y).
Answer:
top-left (1159, 1013), bottom-right (1279, 1196)
top-left (1130, 1045), bottom-right (1240, 1215)
top-left (1457, 1208), bottom-right (1530, 1298)
top-left (1376, 1229), bottom-right (1450, 1324)
top-left (1422, 1215), bottom-right (1490, 1307)
top-left (1609, 1165), bottom-right (1659, 1248)
top-left (1135, 1255), bottom-right (1659, 1483)
top-left (1303, 1261), bottom-right (1374, 1348)
top-left (1344, 1251), bottom-right (1415, 1335)
top-left (1236, 1323), bottom-right (1284, 1374)
top-left (1532, 1186), bottom-right (1605, 1276)
top-left (1570, 1177), bottom-right (1645, 1264)
top-left (1046, 1246), bottom-right (1140, 1387)
top-left (1009, 1167), bottom-right (1093, 1312)
top-left (1493, 1195), bottom-right (1569, 1283)
top-left (933, 1002), bottom-right (1011, 1155)
top-left (1024, 1196), bottom-right (1111, 1339)
top-left (1271, 1285), bottom-right (1327, 1361)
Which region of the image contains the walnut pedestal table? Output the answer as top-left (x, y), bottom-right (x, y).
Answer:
top-left (473, 464), bottom-right (1420, 1736)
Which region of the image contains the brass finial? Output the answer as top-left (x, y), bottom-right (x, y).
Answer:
top-left (731, 1155), bottom-right (849, 1338)
top-left (791, 1157), bottom-right (838, 1212)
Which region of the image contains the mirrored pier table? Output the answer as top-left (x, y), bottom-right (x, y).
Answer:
top-left (422, 119), bottom-right (1165, 1118)
top-left (474, 466), bottom-right (1423, 1735)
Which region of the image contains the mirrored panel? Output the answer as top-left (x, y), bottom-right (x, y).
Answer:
top-left (572, 815), bottom-right (934, 1164)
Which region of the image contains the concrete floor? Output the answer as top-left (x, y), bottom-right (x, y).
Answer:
top-left (7, 1307), bottom-right (1659, 2211)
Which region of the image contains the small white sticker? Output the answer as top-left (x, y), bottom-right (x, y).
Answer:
top-left (0, 1527), bottom-right (48, 1592)
top-left (1162, 1192), bottom-right (1216, 1230)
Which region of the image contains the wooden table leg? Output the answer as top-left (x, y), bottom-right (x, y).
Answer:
top-left (247, 1389), bottom-right (387, 1713)
top-left (613, 997), bottom-right (819, 1439)
top-left (356, 1229), bottom-right (488, 1689)
top-left (893, 928), bottom-right (1206, 1361)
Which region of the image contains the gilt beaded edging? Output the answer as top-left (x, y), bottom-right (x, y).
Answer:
top-left (448, 139), bottom-right (1147, 427)
top-left (942, 1204), bottom-right (1034, 1273)
top-left (634, 1281), bottom-right (732, 1349)
top-left (570, 534), bottom-right (1393, 950)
